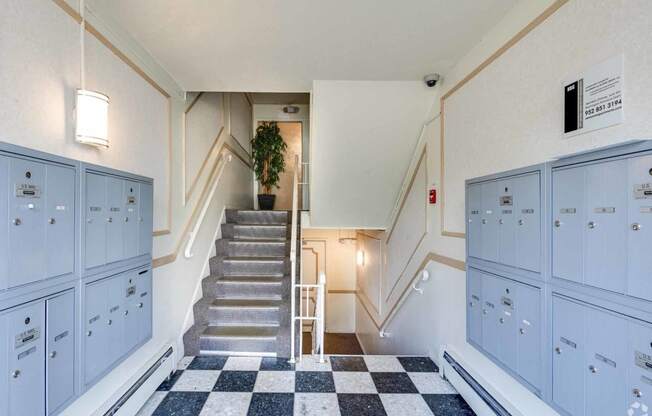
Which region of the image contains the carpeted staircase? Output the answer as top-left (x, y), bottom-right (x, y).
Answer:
top-left (183, 209), bottom-right (297, 358)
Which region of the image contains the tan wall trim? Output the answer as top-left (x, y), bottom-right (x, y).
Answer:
top-left (328, 289), bottom-right (357, 294)
top-left (51, 0), bottom-right (173, 236)
top-left (357, 251), bottom-right (465, 330)
top-left (386, 147), bottom-right (427, 243)
top-left (185, 92), bottom-right (204, 114)
top-left (152, 144), bottom-right (252, 268)
top-left (438, 0), bottom-right (568, 238)
top-left (384, 147), bottom-right (428, 302)
top-left (185, 127), bottom-right (225, 201)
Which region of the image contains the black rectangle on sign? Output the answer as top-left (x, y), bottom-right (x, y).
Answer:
top-left (564, 80), bottom-right (583, 133)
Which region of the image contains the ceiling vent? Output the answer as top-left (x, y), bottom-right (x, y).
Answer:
top-left (283, 105), bottom-right (300, 114)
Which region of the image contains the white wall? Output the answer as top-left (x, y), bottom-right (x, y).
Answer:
top-left (228, 92), bottom-right (253, 153)
top-left (302, 229), bottom-right (357, 333)
top-left (356, 1), bottom-right (652, 415)
top-left (310, 80), bottom-right (435, 228)
top-left (1, 1), bottom-right (253, 414)
top-left (184, 92), bottom-right (224, 197)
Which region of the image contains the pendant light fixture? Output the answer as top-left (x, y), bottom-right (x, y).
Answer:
top-left (75, 0), bottom-right (109, 148)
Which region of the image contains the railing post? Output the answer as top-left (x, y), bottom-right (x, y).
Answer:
top-left (318, 272), bottom-right (326, 363)
top-left (289, 155), bottom-right (299, 364)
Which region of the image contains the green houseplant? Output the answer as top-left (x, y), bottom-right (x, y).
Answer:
top-left (251, 121), bottom-right (287, 210)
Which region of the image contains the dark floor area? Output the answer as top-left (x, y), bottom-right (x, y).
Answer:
top-left (302, 332), bottom-right (364, 355)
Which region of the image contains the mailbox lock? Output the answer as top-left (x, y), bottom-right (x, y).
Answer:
top-left (505, 288), bottom-right (510, 294)
top-left (588, 221), bottom-right (597, 229)
top-left (518, 219), bottom-right (524, 226)
top-left (24, 317), bottom-right (30, 325)
top-left (554, 220), bottom-right (562, 228)
top-left (633, 388), bottom-right (643, 398)
top-left (107, 217), bottom-right (113, 223)
top-left (125, 217), bottom-right (129, 223)
top-left (107, 319), bottom-right (113, 326)
top-left (48, 218), bottom-right (56, 225)
top-left (86, 330), bottom-right (92, 337)
top-left (482, 309), bottom-right (488, 315)
top-left (124, 310), bottom-right (129, 316)
top-left (138, 302), bottom-right (144, 308)
top-left (498, 219), bottom-right (504, 225)
top-left (11, 370), bottom-right (20, 379)
top-left (555, 347), bottom-right (562, 354)
top-left (481, 219), bottom-right (487, 225)
top-left (469, 301), bottom-right (474, 307)
top-left (25, 171), bottom-right (31, 179)
top-left (519, 328), bottom-right (526, 335)
top-left (499, 317), bottom-right (505, 324)
top-left (588, 365), bottom-right (598, 374)
top-left (632, 223), bottom-right (642, 231)
top-left (12, 218), bottom-right (21, 226)
top-left (49, 351), bottom-right (57, 359)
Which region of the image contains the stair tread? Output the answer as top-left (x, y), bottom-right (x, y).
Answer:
top-left (232, 223), bottom-right (288, 227)
top-left (211, 298), bottom-right (282, 308)
top-left (217, 275), bottom-right (284, 284)
top-left (201, 325), bottom-right (278, 339)
top-left (222, 256), bottom-right (286, 262)
top-left (227, 239), bottom-right (287, 244)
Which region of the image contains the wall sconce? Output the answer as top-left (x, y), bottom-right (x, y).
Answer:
top-left (75, 89), bottom-right (109, 148)
top-left (356, 250), bottom-right (365, 267)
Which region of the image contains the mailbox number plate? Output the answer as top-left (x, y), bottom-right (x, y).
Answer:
top-left (15, 328), bottom-right (40, 349)
top-left (15, 184), bottom-right (40, 198)
top-left (635, 351), bottom-right (652, 372)
top-left (500, 196), bottom-right (513, 206)
top-left (634, 183), bottom-right (652, 199)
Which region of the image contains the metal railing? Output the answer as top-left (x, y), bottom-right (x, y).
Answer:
top-left (184, 150), bottom-right (232, 258)
top-left (290, 155), bottom-right (325, 363)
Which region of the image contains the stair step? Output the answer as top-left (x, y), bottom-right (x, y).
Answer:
top-left (211, 299), bottom-right (281, 308)
top-left (199, 325), bottom-right (278, 354)
top-left (203, 274), bottom-right (284, 298)
top-left (225, 239), bottom-right (288, 257)
top-left (222, 223), bottom-right (289, 240)
top-left (219, 257), bottom-right (288, 276)
top-left (218, 275), bottom-right (285, 284)
top-left (226, 209), bottom-right (289, 225)
top-left (197, 298), bottom-right (281, 325)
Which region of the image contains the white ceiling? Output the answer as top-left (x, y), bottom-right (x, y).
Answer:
top-left (92, 0), bottom-right (517, 92)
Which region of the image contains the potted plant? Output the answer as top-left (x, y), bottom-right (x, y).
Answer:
top-left (251, 121), bottom-right (287, 210)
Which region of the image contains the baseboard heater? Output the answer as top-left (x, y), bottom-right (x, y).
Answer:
top-left (443, 351), bottom-right (511, 416)
top-left (103, 347), bottom-right (174, 416)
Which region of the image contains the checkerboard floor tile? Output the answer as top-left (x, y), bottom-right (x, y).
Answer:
top-left (138, 355), bottom-right (476, 416)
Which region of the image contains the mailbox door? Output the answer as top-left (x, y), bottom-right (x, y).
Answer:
top-left (138, 183), bottom-right (153, 257)
top-left (45, 291), bottom-right (75, 415)
top-left (85, 173), bottom-right (107, 270)
top-left (45, 164), bottom-right (75, 279)
top-left (7, 301), bottom-right (46, 416)
top-left (627, 154), bottom-right (652, 301)
top-left (123, 181), bottom-right (139, 259)
top-left (8, 158), bottom-right (46, 287)
top-left (552, 167), bottom-right (585, 284)
top-left (105, 177), bottom-right (124, 264)
top-left (584, 159), bottom-right (628, 294)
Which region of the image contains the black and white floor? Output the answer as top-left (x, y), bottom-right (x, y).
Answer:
top-left (137, 355), bottom-right (476, 416)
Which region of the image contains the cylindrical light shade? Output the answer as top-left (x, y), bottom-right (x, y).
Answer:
top-left (75, 89), bottom-right (109, 148)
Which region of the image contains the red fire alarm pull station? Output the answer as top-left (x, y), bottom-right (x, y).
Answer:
top-left (429, 188), bottom-right (437, 204)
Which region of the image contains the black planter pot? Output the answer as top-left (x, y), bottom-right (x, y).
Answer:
top-left (257, 194), bottom-right (276, 210)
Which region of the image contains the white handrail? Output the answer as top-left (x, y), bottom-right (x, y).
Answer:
top-left (184, 150), bottom-right (232, 258)
top-left (289, 155), bottom-right (299, 362)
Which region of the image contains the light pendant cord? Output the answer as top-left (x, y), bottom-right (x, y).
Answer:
top-left (80, 0), bottom-right (85, 90)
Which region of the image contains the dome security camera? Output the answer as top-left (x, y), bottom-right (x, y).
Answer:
top-left (424, 73), bottom-right (441, 87)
